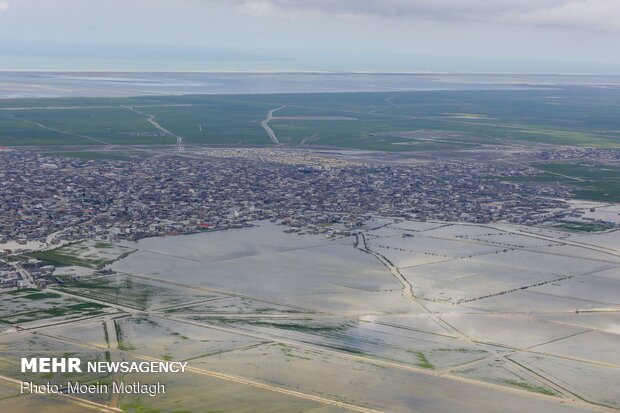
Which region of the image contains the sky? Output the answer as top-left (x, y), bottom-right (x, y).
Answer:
top-left (1, 0), bottom-right (620, 73)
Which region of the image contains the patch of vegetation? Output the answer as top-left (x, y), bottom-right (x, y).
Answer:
top-left (501, 379), bottom-right (559, 396)
top-left (408, 351), bottom-right (435, 369)
top-left (26, 241), bottom-right (135, 269)
top-left (28, 250), bottom-right (105, 269)
top-left (323, 345), bottom-right (366, 355)
top-left (7, 301), bottom-right (109, 324)
top-left (57, 276), bottom-right (156, 310)
top-left (121, 403), bottom-right (164, 413)
top-left (212, 317), bottom-right (352, 334)
top-left (276, 344), bottom-right (311, 361)
top-left (548, 221), bottom-right (612, 232)
top-left (20, 292), bottom-right (62, 300)
top-left (0, 287), bottom-right (113, 324)
top-left (2, 288), bottom-right (39, 295)
top-left (94, 242), bottom-right (114, 249)
top-left (103, 322), bottom-right (110, 348)
top-left (114, 319), bottom-right (134, 351)
top-left (247, 320), bottom-right (350, 333)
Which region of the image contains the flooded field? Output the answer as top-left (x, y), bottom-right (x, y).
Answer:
top-left (112, 224), bottom-right (411, 314)
top-left (0, 288), bottom-right (116, 327)
top-left (1, 220), bottom-right (619, 412)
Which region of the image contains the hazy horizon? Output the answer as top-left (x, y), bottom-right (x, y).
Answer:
top-left (2, 1), bottom-right (620, 74)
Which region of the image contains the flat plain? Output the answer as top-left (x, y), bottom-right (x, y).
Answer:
top-left (2, 220), bottom-right (619, 412)
top-left (2, 89), bottom-right (620, 150)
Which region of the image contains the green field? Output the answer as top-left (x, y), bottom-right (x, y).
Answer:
top-left (533, 163), bottom-right (620, 202)
top-left (27, 241), bottom-right (135, 269)
top-left (547, 221), bottom-right (614, 232)
top-left (1, 89), bottom-right (619, 149)
top-left (490, 162), bottom-right (620, 202)
top-left (0, 107), bottom-right (174, 146)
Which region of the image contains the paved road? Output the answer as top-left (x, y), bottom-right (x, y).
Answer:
top-left (261, 105), bottom-right (286, 144)
top-left (123, 105), bottom-right (185, 152)
top-left (12, 262), bottom-right (35, 288)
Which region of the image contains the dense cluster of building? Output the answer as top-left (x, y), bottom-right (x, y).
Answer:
top-left (193, 147), bottom-right (363, 168)
top-left (0, 151), bottom-right (573, 247)
top-left (533, 147), bottom-right (620, 161)
top-left (0, 258), bottom-right (22, 288)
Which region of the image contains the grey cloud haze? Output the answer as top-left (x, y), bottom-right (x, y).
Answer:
top-left (233, 0), bottom-right (620, 30)
top-left (0, 0), bottom-right (619, 72)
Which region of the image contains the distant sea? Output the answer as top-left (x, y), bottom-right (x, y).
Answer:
top-left (1, 72), bottom-right (620, 99)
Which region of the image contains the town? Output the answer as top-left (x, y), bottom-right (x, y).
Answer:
top-left (0, 150), bottom-right (573, 244)
top-left (0, 148), bottom-right (607, 289)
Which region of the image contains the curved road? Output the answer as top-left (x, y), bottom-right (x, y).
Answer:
top-left (261, 105), bottom-right (286, 145)
top-left (123, 105), bottom-right (185, 152)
